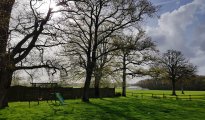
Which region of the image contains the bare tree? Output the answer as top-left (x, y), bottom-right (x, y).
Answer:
top-left (178, 64), bottom-right (196, 94)
top-left (60, 0), bottom-right (157, 102)
top-left (93, 37), bottom-right (116, 97)
top-left (0, 0), bottom-right (72, 109)
top-left (156, 50), bottom-right (197, 95)
top-left (114, 31), bottom-right (156, 96)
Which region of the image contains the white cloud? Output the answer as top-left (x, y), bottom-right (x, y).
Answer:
top-left (146, 0), bottom-right (205, 75)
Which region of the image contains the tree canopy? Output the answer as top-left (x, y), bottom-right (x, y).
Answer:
top-left (153, 50), bottom-right (197, 95)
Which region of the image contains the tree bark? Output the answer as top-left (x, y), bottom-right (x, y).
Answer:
top-left (82, 64), bottom-right (93, 102)
top-left (94, 79), bottom-right (100, 98)
top-left (94, 72), bottom-right (101, 98)
top-left (171, 78), bottom-right (176, 96)
top-left (0, 70), bottom-right (13, 109)
top-left (0, 50), bottom-right (14, 109)
top-left (0, 0), bottom-right (15, 109)
top-left (0, 0), bottom-right (15, 53)
top-left (122, 54), bottom-right (126, 97)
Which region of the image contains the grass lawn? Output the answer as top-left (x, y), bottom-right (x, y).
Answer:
top-left (0, 91), bottom-right (205, 120)
top-left (117, 89), bottom-right (205, 100)
top-left (116, 89), bottom-right (205, 95)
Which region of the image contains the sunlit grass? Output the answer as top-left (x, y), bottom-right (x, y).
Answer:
top-left (0, 90), bottom-right (205, 120)
top-left (116, 89), bottom-right (205, 100)
top-left (116, 88), bottom-right (205, 95)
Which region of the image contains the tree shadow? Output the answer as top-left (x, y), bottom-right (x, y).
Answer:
top-left (85, 98), bottom-right (143, 120)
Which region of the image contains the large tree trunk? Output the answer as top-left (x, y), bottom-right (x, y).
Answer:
top-left (0, 48), bottom-right (14, 109)
top-left (0, 70), bottom-right (13, 109)
top-left (82, 64), bottom-right (93, 102)
top-left (0, 1), bottom-right (15, 51)
top-left (171, 78), bottom-right (176, 96)
top-left (122, 54), bottom-right (126, 97)
top-left (94, 72), bottom-right (101, 98)
top-left (0, 0), bottom-right (15, 109)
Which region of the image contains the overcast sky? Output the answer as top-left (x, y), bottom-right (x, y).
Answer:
top-left (146, 0), bottom-right (205, 75)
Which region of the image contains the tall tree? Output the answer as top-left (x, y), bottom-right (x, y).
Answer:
top-left (94, 41), bottom-right (108, 97)
top-left (0, 0), bottom-right (71, 109)
top-left (178, 64), bottom-right (196, 94)
top-left (114, 31), bottom-right (156, 96)
top-left (93, 37), bottom-right (116, 97)
top-left (156, 50), bottom-right (196, 95)
top-left (0, 0), bottom-right (17, 109)
top-left (60, 0), bottom-right (157, 102)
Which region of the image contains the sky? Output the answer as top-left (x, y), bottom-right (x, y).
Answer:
top-left (12, 0), bottom-right (205, 84)
top-left (146, 0), bottom-right (205, 75)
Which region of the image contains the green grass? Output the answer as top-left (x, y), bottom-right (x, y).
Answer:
top-left (0, 90), bottom-right (205, 120)
top-left (116, 89), bottom-right (205, 100)
top-left (133, 90), bottom-right (205, 95)
top-left (116, 89), bottom-right (205, 95)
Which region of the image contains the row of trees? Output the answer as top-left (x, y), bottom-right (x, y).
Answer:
top-left (0, 0), bottom-right (157, 108)
top-left (136, 75), bottom-right (205, 91)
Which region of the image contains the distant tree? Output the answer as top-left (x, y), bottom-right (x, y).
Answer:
top-left (115, 31), bottom-right (156, 96)
top-left (136, 75), bottom-right (205, 91)
top-left (156, 50), bottom-right (197, 95)
top-left (178, 64), bottom-right (196, 94)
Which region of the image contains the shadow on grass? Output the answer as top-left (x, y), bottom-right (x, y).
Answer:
top-left (84, 97), bottom-right (149, 120)
top-left (2, 97), bottom-right (205, 120)
top-left (87, 97), bottom-right (201, 120)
